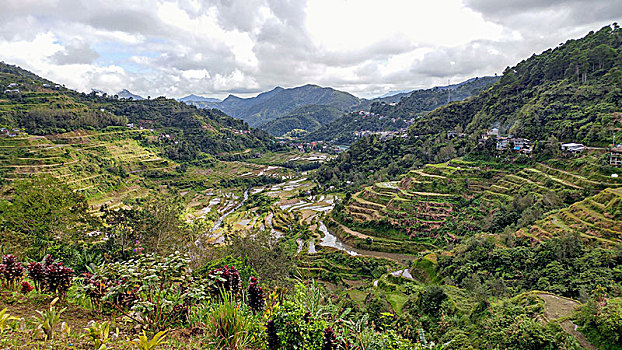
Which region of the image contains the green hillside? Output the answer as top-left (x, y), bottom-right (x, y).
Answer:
top-left (259, 104), bottom-right (343, 136)
top-left (305, 77), bottom-right (497, 146)
top-left (0, 62), bottom-right (280, 163)
top-left (412, 25), bottom-right (622, 142)
top-left (370, 76), bottom-right (499, 118)
top-left (317, 25), bottom-right (622, 188)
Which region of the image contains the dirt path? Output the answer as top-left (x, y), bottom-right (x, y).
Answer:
top-left (536, 293), bottom-right (596, 350)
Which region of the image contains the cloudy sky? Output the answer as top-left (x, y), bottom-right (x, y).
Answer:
top-left (1, 0), bottom-right (621, 99)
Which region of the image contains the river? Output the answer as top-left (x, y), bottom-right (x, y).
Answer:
top-left (209, 188), bottom-right (249, 233)
top-left (317, 221), bottom-right (416, 263)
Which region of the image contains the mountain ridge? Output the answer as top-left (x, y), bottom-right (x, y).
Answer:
top-left (117, 89), bottom-right (144, 100)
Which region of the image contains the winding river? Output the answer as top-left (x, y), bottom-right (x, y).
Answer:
top-left (317, 221), bottom-right (416, 262)
top-left (209, 188), bottom-right (250, 233)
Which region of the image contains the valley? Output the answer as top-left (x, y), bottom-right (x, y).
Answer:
top-left (1, 23), bottom-right (622, 350)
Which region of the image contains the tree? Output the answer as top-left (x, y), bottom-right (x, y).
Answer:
top-left (0, 176), bottom-right (93, 257)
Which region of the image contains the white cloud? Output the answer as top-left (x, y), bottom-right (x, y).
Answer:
top-left (0, 0), bottom-right (620, 99)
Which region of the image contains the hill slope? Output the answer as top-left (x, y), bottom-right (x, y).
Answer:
top-left (317, 25), bottom-right (622, 187)
top-left (305, 76), bottom-right (498, 145)
top-left (0, 62), bottom-right (279, 162)
top-left (258, 104), bottom-right (344, 136)
top-left (410, 25), bottom-right (622, 141)
top-left (207, 84), bottom-right (361, 127)
top-left (370, 76), bottom-right (499, 118)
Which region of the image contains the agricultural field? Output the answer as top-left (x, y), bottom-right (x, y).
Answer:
top-left (333, 154), bottom-right (622, 261)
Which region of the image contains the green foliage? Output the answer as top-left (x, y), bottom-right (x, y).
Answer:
top-left (575, 288), bottom-right (622, 349)
top-left (101, 195), bottom-right (194, 255)
top-left (437, 235), bottom-right (622, 299)
top-left (130, 330), bottom-right (167, 350)
top-left (0, 308), bottom-right (18, 333)
top-left (195, 255), bottom-right (257, 290)
top-left (203, 291), bottom-right (256, 350)
top-left (243, 193), bottom-right (277, 214)
top-left (79, 253), bottom-right (208, 331)
top-left (33, 297), bottom-right (66, 340)
top-left (221, 229), bottom-right (296, 287)
top-left (0, 175), bottom-right (93, 257)
top-left (83, 320), bottom-right (111, 350)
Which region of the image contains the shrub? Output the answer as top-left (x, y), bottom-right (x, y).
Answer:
top-left (45, 261), bottom-right (73, 298)
top-left (33, 298), bottom-right (66, 340)
top-left (0, 254), bottom-right (24, 289)
top-left (27, 262), bottom-right (46, 291)
top-left (203, 291), bottom-right (257, 350)
top-left (84, 320), bottom-right (111, 350)
top-left (131, 330), bottom-right (167, 350)
top-left (20, 281), bottom-right (34, 294)
top-left (208, 265), bottom-right (241, 296)
top-left (78, 253), bottom-right (208, 331)
top-left (247, 276), bottom-right (265, 313)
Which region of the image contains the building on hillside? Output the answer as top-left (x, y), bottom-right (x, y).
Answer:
top-left (496, 137), bottom-right (509, 150)
top-left (512, 138), bottom-right (533, 153)
top-left (487, 128), bottom-right (499, 137)
top-left (496, 137), bottom-right (533, 153)
top-left (610, 146), bottom-right (622, 166)
top-left (561, 143), bottom-right (586, 153)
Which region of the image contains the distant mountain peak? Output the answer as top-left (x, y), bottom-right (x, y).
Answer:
top-left (178, 94), bottom-right (221, 103)
top-left (117, 89), bottom-right (144, 100)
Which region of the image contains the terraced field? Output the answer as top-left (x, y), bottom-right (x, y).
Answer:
top-left (342, 161), bottom-right (499, 247)
top-left (522, 187), bottom-right (622, 245)
top-left (338, 157), bottom-right (622, 253)
top-left (0, 130), bottom-right (186, 213)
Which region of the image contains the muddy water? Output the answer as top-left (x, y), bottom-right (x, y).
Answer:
top-left (317, 221), bottom-right (416, 263)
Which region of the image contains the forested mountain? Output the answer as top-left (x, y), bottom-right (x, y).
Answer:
top-left (258, 104), bottom-right (344, 136)
top-left (204, 84), bottom-right (361, 127)
top-left (0, 62), bottom-right (280, 161)
top-left (370, 76), bottom-right (499, 117)
top-left (304, 77), bottom-right (497, 145)
top-left (304, 112), bottom-right (411, 145)
top-left (317, 25), bottom-right (622, 188)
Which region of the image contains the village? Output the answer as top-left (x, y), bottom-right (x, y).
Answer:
top-left (477, 127), bottom-right (622, 168)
